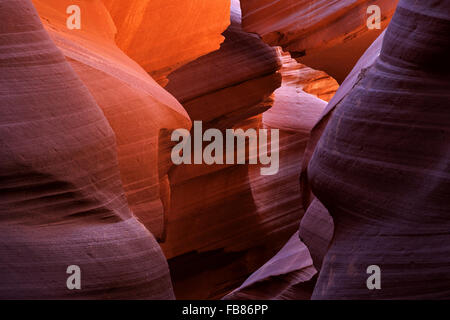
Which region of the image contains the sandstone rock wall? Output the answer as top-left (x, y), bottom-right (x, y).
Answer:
top-left (161, 0), bottom-right (286, 299)
top-left (0, 0), bottom-right (174, 299)
top-left (240, 0), bottom-right (398, 82)
top-left (221, 46), bottom-right (338, 300)
top-left (307, 0), bottom-right (450, 299)
top-left (32, 0), bottom-right (192, 241)
top-left (3, 0), bottom-right (444, 301)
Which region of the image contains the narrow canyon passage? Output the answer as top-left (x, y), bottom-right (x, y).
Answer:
top-left (0, 0), bottom-right (448, 301)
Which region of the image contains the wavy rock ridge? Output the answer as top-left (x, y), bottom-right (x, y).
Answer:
top-left (223, 46), bottom-right (338, 300)
top-left (3, 0), bottom-right (446, 301)
top-left (240, 0), bottom-right (398, 82)
top-left (102, 0), bottom-right (231, 85)
top-left (0, 0), bottom-right (174, 299)
top-left (308, 0), bottom-right (450, 299)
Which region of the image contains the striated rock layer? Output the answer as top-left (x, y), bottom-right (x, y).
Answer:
top-left (165, 1), bottom-right (281, 129)
top-left (224, 232), bottom-right (317, 300)
top-left (240, 0), bottom-right (398, 82)
top-left (0, 0), bottom-right (174, 299)
top-left (102, 0), bottom-right (231, 85)
top-left (223, 48), bottom-right (338, 300)
top-left (275, 49), bottom-right (339, 103)
top-left (308, 0), bottom-right (450, 299)
top-left (161, 0), bottom-right (290, 299)
top-left (32, 0), bottom-right (191, 240)
top-left (299, 32), bottom-right (386, 272)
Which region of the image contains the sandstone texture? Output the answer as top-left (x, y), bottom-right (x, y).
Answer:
top-left (224, 232), bottom-right (317, 300)
top-left (161, 0), bottom-right (338, 299)
top-left (228, 0), bottom-right (450, 300)
top-left (102, 0), bottom-right (231, 85)
top-left (165, 0), bottom-right (281, 129)
top-left (2, 0), bottom-right (448, 301)
top-left (162, 0), bottom-right (287, 299)
top-left (240, 0), bottom-right (398, 82)
top-left (307, 0), bottom-right (450, 299)
top-left (0, 0), bottom-right (174, 299)
top-left (221, 46), bottom-right (338, 300)
top-left (299, 32), bottom-right (385, 272)
top-left (33, 0), bottom-right (191, 240)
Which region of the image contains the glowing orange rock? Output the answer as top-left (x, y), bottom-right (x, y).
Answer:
top-left (102, 0), bottom-right (231, 85)
top-left (223, 48), bottom-right (338, 300)
top-left (161, 1), bottom-right (339, 299)
top-left (240, 0), bottom-right (398, 82)
top-left (308, 0), bottom-right (450, 298)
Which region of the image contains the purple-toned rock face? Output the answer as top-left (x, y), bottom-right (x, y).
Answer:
top-left (308, 0), bottom-right (450, 299)
top-left (0, 0), bottom-right (174, 299)
top-left (1, 0), bottom-right (448, 301)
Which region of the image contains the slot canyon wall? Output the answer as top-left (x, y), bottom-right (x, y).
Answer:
top-left (1, 0), bottom-right (448, 300)
top-left (233, 0), bottom-right (450, 299)
top-left (163, 0), bottom-right (332, 299)
top-left (31, 0), bottom-right (194, 242)
top-left (307, 0), bottom-right (450, 299)
top-left (161, 0), bottom-right (340, 299)
top-left (102, 0), bottom-right (231, 85)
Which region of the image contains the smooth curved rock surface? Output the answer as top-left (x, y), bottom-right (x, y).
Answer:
top-left (166, 0), bottom-right (281, 129)
top-left (298, 198), bottom-right (334, 270)
top-left (161, 1), bottom-right (289, 299)
top-left (224, 232), bottom-right (317, 300)
top-left (162, 0), bottom-right (335, 299)
top-left (0, 0), bottom-right (174, 299)
top-left (221, 47), bottom-right (338, 300)
top-left (308, 0), bottom-right (450, 299)
top-left (102, 0), bottom-right (231, 85)
top-left (240, 0), bottom-right (398, 82)
top-left (298, 32), bottom-right (385, 272)
top-left (32, 0), bottom-right (192, 240)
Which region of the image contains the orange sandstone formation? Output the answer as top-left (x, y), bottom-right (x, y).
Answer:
top-left (163, 1), bottom-right (339, 299)
top-left (161, 0), bottom-right (286, 299)
top-left (224, 232), bottom-right (317, 300)
top-left (102, 0), bottom-right (231, 85)
top-left (32, 0), bottom-right (191, 240)
top-left (223, 48), bottom-right (338, 300)
top-left (240, 0), bottom-right (398, 82)
top-left (1, 0), bottom-right (447, 301)
top-left (0, 0), bottom-right (174, 299)
top-left (299, 33), bottom-right (385, 271)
